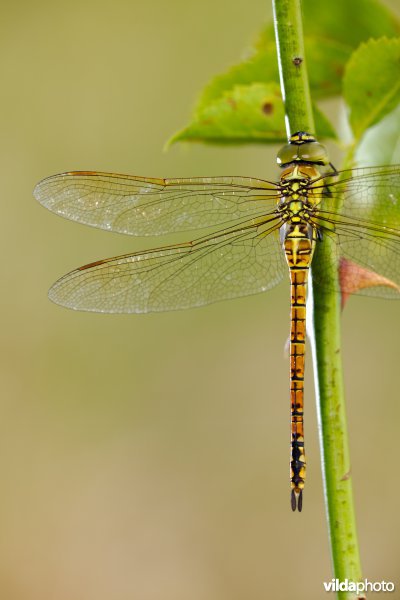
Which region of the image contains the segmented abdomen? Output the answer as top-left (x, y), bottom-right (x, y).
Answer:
top-left (284, 224), bottom-right (315, 511)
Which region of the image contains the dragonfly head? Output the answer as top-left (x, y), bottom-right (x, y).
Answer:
top-left (277, 131), bottom-right (330, 168)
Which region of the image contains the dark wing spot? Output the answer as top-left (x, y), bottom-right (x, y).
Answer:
top-left (78, 259), bottom-right (109, 270)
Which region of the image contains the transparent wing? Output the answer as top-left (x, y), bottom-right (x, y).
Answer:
top-left (34, 171), bottom-right (281, 236)
top-left (311, 218), bottom-right (400, 298)
top-left (310, 165), bottom-right (400, 298)
top-left (48, 217), bottom-right (286, 313)
top-left (314, 165), bottom-right (400, 228)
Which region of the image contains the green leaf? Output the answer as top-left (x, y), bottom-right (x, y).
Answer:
top-left (304, 38), bottom-right (350, 98)
top-left (170, 0), bottom-right (399, 146)
top-left (355, 103), bottom-right (400, 166)
top-left (198, 0), bottom-right (399, 109)
top-left (301, 0), bottom-right (399, 50)
top-left (197, 48), bottom-right (279, 107)
top-left (343, 37), bottom-right (400, 139)
top-left (257, 0), bottom-right (399, 97)
top-left (169, 82), bottom-right (336, 145)
top-left (197, 38), bottom-right (348, 105)
top-left (351, 103), bottom-right (400, 238)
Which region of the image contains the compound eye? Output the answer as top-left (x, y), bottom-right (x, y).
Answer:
top-left (298, 141), bottom-right (329, 165)
top-left (277, 144), bottom-right (297, 166)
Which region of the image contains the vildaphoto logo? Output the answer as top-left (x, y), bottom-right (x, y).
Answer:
top-left (323, 579), bottom-right (395, 594)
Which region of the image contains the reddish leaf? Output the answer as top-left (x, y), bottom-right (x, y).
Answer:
top-left (339, 257), bottom-right (400, 308)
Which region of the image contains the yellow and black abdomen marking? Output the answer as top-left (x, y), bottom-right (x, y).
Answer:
top-left (283, 221), bottom-right (316, 512)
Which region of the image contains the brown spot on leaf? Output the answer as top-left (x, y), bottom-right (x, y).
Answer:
top-left (335, 65), bottom-right (344, 77)
top-left (262, 102), bottom-right (274, 115)
top-left (293, 56), bottom-right (303, 67)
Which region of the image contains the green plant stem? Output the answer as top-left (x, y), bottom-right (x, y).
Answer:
top-left (309, 244), bottom-right (363, 593)
top-left (272, 0), bottom-right (314, 134)
top-left (272, 1), bottom-right (363, 597)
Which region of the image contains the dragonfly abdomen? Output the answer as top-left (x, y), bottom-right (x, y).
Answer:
top-left (283, 222), bottom-right (316, 511)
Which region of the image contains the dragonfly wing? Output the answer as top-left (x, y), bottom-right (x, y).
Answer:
top-left (310, 165), bottom-right (400, 298)
top-left (321, 165), bottom-right (400, 227)
top-left (48, 218), bottom-right (286, 313)
top-left (34, 171), bottom-right (280, 236)
top-left (310, 222), bottom-right (400, 298)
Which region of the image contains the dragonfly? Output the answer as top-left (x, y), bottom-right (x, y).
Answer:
top-left (34, 131), bottom-right (400, 511)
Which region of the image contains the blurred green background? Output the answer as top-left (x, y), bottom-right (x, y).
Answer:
top-left (1, 1), bottom-right (399, 598)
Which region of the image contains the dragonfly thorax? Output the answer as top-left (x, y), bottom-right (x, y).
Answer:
top-left (280, 163), bottom-right (322, 186)
top-left (278, 164), bottom-right (323, 216)
top-left (278, 163), bottom-right (320, 265)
